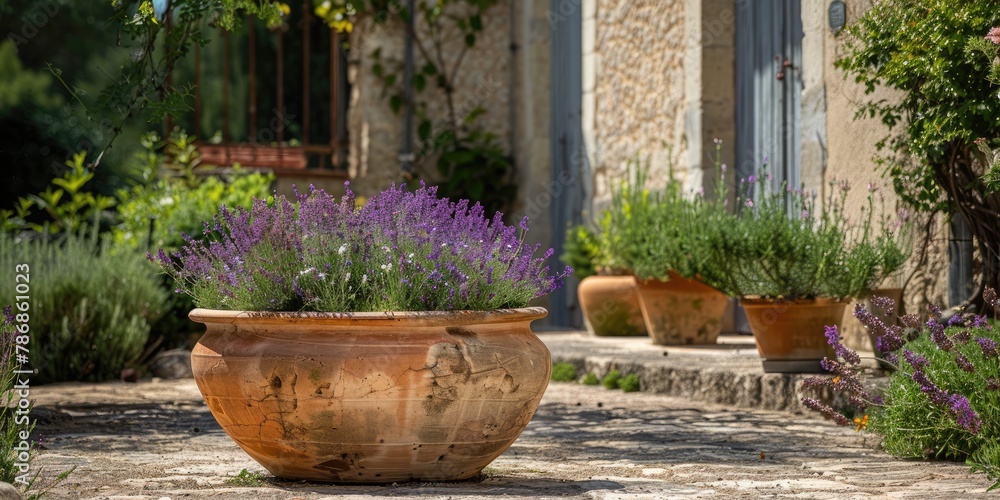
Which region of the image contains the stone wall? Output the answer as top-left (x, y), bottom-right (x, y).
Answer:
top-left (586, 0), bottom-right (689, 205)
top-left (801, 0), bottom-right (949, 348)
top-left (346, 1), bottom-right (514, 198)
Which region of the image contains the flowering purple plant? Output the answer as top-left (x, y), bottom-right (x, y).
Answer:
top-left (803, 289), bottom-right (1000, 489)
top-left (152, 183), bottom-right (570, 312)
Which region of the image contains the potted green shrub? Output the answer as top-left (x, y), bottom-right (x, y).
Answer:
top-left (153, 183), bottom-right (570, 483)
top-left (609, 164), bottom-right (728, 346)
top-left (562, 222), bottom-right (648, 337)
top-left (699, 174), bottom-right (907, 372)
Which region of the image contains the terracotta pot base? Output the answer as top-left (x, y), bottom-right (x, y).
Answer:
top-left (635, 272), bottom-right (728, 345)
top-left (189, 307), bottom-right (550, 483)
top-left (741, 298), bottom-right (849, 374)
top-left (576, 275), bottom-right (648, 336)
top-left (760, 359), bottom-right (826, 373)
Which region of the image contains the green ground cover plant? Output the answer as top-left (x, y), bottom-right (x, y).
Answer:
top-left (0, 229), bottom-right (167, 383)
top-left (805, 289), bottom-right (1000, 489)
top-left (602, 370), bottom-right (622, 390)
top-left (619, 374), bottom-right (640, 393)
top-left (551, 362), bottom-right (578, 382)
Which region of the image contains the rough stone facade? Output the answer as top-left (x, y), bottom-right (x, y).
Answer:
top-left (346, 1), bottom-right (514, 197)
top-left (801, 0), bottom-right (948, 347)
top-left (339, 0), bottom-right (952, 331)
top-left (587, 0), bottom-right (689, 201)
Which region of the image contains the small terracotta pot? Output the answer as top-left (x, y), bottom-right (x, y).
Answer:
top-left (634, 272), bottom-right (729, 345)
top-left (189, 307), bottom-right (550, 483)
top-left (576, 275), bottom-right (648, 336)
top-left (740, 298), bottom-right (849, 373)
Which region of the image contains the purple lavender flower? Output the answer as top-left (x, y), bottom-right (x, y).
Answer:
top-left (926, 318), bottom-right (954, 352)
top-left (972, 315), bottom-right (991, 329)
top-left (928, 303), bottom-right (943, 319)
top-left (855, 302), bottom-right (886, 339)
top-left (988, 378), bottom-right (1000, 391)
top-left (947, 313), bottom-right (966, 327)
top-left (902, 349), bottom-right (929, 369)
top-left (802, 398), bottom-right (852, 426)
top-left (976, 337), bottom-right (998, 358)
top-left (912, 370), bottom-right (949, 406)
top-left (955, 354), bottom-right (975, 373)
top-left (825, 325), bottom-right (861, 365)
top-left (870, 295), bottom-right (896, 315)
top-left (952, 328), bottom-right (972, 344)
top-left (985, 288), bottom-right (998, 309)
top-left (947, 394), bottom-right (982, 434)
top-left (900, 314), bottom-right (921, 329)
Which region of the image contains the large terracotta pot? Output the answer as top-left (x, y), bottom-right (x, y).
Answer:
top-left (740, 298), bottom-right (849, 373)
top-left (576, 275), bottom-right (648, 336)
top-left (634, 272), bottom-right (728, 345)
top-left (189, 307), bottom-right (551, 483)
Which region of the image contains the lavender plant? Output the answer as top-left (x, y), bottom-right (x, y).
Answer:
top-left (699, 168), bottom-right (907, 300)
top-left (803, 290), bottom-right (1000, 490)
top-left (153, 183), bottom-right (569, 312)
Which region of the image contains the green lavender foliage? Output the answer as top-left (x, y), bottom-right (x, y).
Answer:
top-left (870, 330), bottom-right (1000, 487)
top-left (699, 177), bottom-right (907, 300)
top-left (0, 231), bottom-right (167, 383)
top-left (605, 159), bottom-right (712, 280)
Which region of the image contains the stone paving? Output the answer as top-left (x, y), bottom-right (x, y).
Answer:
top-left (26, 355), bottom-right (993, 499)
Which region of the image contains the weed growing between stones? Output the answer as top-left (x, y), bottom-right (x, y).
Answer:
top-left (602, 370), bottom-right (622, 389)
top-left (619, 374), bottom-right (641, 393)
top-left (228, 468), bottom-right (266, 487)
top-left (551, 363), bottom-right (578, 382)
top-left (803, 289), bottom-right (1000, 490)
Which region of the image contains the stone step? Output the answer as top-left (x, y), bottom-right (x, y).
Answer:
top-left (538, 332), bottom-right (886, 415)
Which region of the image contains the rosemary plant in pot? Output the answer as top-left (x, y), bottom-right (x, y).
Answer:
top-left (611, 164), bottom-right (728, 346)
top-left (562, 221), bottom-right (647, 337)
top-left (153, 184), bottom-right (570, 483)
top-left (699, 175), bottom-right (907, 373)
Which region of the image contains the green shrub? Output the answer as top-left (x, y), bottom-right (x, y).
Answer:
top-left (551, 362), bottom-right (578, 382)
top-left (699, 170), bottom-right (906, 300)
top-left (560, 225), bottom-right (600, 281)
top-left (804, 290), bottom-right (1000, 490)
top-left (619, 374), bottom-right (641, 393)
top-left (602, 369), bottom-right (622, 390)
top-left (112, 166), bottom-right (274, 253)
top-left (111, 167), bottom-right (273, 345)
top-left (582, 373), bottom-right (599, 385)
top-left (0, 231), bottom-right (167, 383)
top-left (837, 0), bottom-right (1000, 301)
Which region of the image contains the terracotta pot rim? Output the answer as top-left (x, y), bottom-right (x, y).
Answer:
top-left (189, 306), bottom-right (548, 326)
top-left (739, 297), bottom-right (852, 306)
